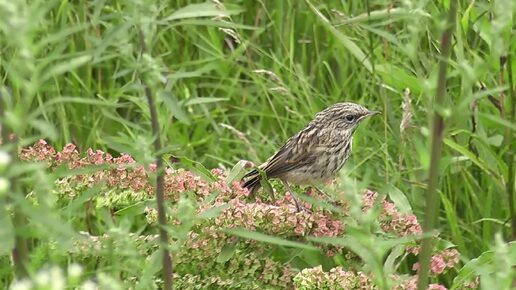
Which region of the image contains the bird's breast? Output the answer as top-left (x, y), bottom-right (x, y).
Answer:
top-left (320, 140), bottom-right (352, 176)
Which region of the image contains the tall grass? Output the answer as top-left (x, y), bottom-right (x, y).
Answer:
top-left (0, 0), bottom-right (514, 289)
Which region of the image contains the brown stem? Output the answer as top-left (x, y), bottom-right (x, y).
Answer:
top-left (505, 53), bottom-right (515, 241)
top-left (416, 1), bottom-right (457, 290)
top-left (139, 31), bottom-right (173, 289)
top-left (499, 56), bottom-right (507, 116)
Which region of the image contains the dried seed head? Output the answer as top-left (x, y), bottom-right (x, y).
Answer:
top-left (400, 88), bottom-right (412, 138)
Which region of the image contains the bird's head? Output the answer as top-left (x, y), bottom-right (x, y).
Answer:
top-left (315, 102), bottom-right (380, 131)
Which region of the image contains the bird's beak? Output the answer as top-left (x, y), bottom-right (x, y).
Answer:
top-left (358, 110), bottom-right (381, 121)
top-left (366, 110), bottom-right (381, 117)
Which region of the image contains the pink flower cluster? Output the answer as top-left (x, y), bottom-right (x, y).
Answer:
top-left (294, 266), bottom-right (450, 290)
top-left (362, 190), bottom-right (422, 237)
top-left (392, 275), bottom-right (447, 290)
top-left (177, 226), bottom-right (294, 287)
top-left (19, 140), bottom-right (470, 289)
top-left (20, 140), bottom-right (153, 193)
top-left (362, 191), bottom-right (460, 275)
top-left (20, 140), bottom-right (248, 203)
top-left (412, 248), bottom-right (460, 275)
top-left (213, 197), bottom-right (344, 238)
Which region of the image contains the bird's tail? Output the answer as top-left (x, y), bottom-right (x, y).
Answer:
top-left (242, 169), bottom-right (261, 196)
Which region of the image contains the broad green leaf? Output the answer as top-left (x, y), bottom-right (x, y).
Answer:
top-left (258, 168), bottom-right (275, 201)
top-left (478, 113), bottom-right (516, 132)
top-left (177, 156), bottom-right (217, 182)
top-left (184, 97), bottom-right (229, 106)
top-left (225, 228), bottom-right (318, 251)
top-left (308, 233), bottom-right (423, 252)
top-left (167, 62), bottom-right (219, 82)
top-left (335, 8), bottom-right (430, 26)
top-left (383, 244), bottom-right (406, 273)
top-left (162, 93), bottom-right (191, 125)
top-left (486, 134), bottom-right (504, 147)
top-left (385, 185), bottom-right (412, 214)
top-left (198, 203), bottom-right (230, 219)
top-left (225, 160), bottom-right (252, 185)
top-left (451, 242), bottom-right (516, 290)
top-left (217, 242), bottom-right (237, 263)
top-left (64, 185), bottom-right (103, 215)
top-left (170, 19), bottom-right (256, 30)
top-left (115, 200), bottom-right (154, 217)
top-left (443, 138), bottom-right (497, 178)
top-left (376, 64), bottom-right (422, 95)
top-left (167, 2), bottom-right (243, 21)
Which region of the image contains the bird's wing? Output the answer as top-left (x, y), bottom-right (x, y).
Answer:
top-left (260, 127), bottom-right (320, 178)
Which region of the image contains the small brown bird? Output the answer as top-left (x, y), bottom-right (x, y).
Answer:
top-left (242, 102), bottom-right (380, 210)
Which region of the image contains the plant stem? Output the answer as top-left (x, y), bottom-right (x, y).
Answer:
top-left (0, 89), bottom-right (29, 278)
top-left (139, 31), bottom-right (173, 290)
top-left (505, 52), bottom-right (515, 241)
top-left (416, 2), bottom-right (457, 290)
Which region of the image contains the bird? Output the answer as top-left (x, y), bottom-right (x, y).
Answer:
top-left (241, 102), bottom-right (380, 211)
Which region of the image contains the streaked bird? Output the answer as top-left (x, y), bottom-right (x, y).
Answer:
top-left (242, 102), bottom-right (380, 211)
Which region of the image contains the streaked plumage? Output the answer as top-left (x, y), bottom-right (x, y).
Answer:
top-left (242, 102), bottom-right (379, 210)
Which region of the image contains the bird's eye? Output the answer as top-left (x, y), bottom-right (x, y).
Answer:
top-left (345, 114), bottom-right (355, 122)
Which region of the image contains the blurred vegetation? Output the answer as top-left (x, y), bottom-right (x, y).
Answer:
top-left (0, 0), bottom-right (515, 289)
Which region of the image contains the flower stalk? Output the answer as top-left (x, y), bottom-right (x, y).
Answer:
top-left (139, 30), bottom-right (173, 289)
top-left (417, 1), bottom-right (457, 289)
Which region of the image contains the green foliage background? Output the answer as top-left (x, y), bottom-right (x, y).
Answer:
top-left (0, 0), bottom-right (515, 289)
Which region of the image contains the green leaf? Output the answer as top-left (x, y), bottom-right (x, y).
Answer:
top-left (383, 244), bottom-right (406, 273)
top-left (170, 19), bottom-right (256, 30)
top-left (225, 228), bottom-right (318, 251)
top-left (335, 7), bottom-right (430, 26)
top-left (115, 200), bottom-right (154, 217)
top-left (375, 64), bottom-right (422, 95)
top-left (217, 242), bottom-right (237, 263)
top-left (486, 134), bottom-right (504, 147)
top-left (451, 242), bottom-right (516, 289)
top-left (167, 2), bottom-right (243, 21)
top-left (42, 55), bottom-right (92, 83)
top-left (177, 156), bottom-right (217, 182)
top-left (162, 93), bottom-right (191, 125)
top-left (198, 203), bottom-right (230, 219)
top-left (478, 113), bottom-right (516, 131)
top-left (167, 63), bottom-right (218, 81)
top-left (63, 185), bottom-right (103, 216)
top-left (184, 97), bottom-right (229, 106)
top-left (30, 119), bottom-right (58, 141)
top-left (385, 185), bottom-right (412, 214)
top-left (225, 160), bottom-right (251, 185)
top-left (451, 251), bottom-right (492, 289)
top-left (443, 138), bottom-right (498, 178)
top-left (258, 168), bottom-right (275, 201)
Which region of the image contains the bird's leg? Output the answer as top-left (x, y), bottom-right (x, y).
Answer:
top-left (311, 186), bottom-right (339, 208)
top-left (313, 186), bottom-right (332, 199)
top-left (281, 179), bottom-right (302, 212)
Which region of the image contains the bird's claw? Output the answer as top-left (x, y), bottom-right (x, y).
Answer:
top-left (294, 203), bottom-right (312, 213)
